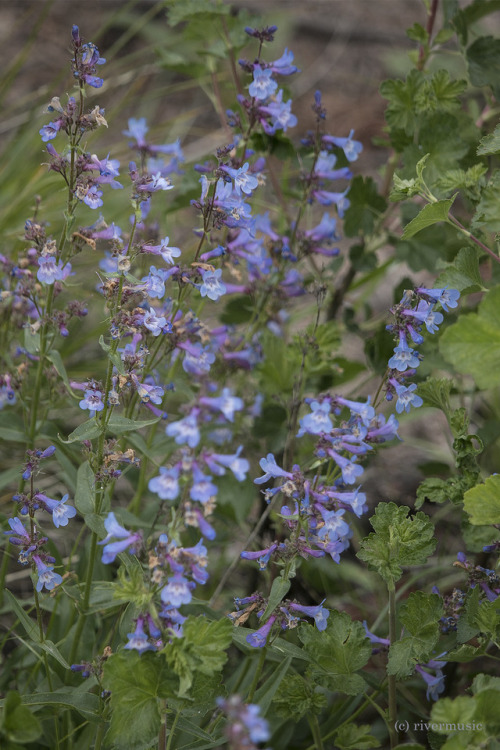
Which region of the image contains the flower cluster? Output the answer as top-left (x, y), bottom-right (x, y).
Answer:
top-left (6, 446), bottom-right (75, 591)
top-left (236, 394), bottom-right (399, 647)
top-left (385, 287), bottom-right (460, 413)
top-left (216, 695), bottom-right (270, 750)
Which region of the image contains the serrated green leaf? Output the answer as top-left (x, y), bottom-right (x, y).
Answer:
top-left (299, 611), bottom-right (371, 695)
top-left (407, 23), bottom-right (428, 44)
top-left (440, 285), bottom-right (500, 388)
top-left (272, 674), bottom-right (326, 721)
top-left (472, 172), bottom-right (500, 233)
top-left (162, 617), bottom-right (232, 697)
top-left (436, 247), bottom-right (486, 294)
top-left (388, 592), bottom-right (443, 677)
top-left (457, 586), bottom-right (481, 644)
top-left (402, 196), bottom-right (456, 239)
top-left (102, 651), bottom-right (179, 750)
top-left (335, 723), bottom-right (381, 750)
top-left (62, 418), bottom-right (103, 444)
top-left (473, 599), bottom-right (500, 644)
top-left (430, 695), bottom-right (476, 731)
top-left (74, 460), bottom-right (95, 515)
top-left (463, 474), bottom-right (500, 525)
top-left (417, 377), bottom-right (453, 416)
top-left (445, 642), bottom-right (488, 662)
top-left (467, 35), bottom-right (500, 99)
top-left (169, 672), bottom-right (224, 718)
top-left (477, 123), bottom-right (500, 155)
top-left (381, 70), bottom-right (424, 134)
top-left (357, 503), bottom-right (436, 585)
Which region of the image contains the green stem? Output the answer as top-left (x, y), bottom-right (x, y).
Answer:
top-left (165, 708), bottom-right (180, 750)
top-left (246, 646), bottom-right (267, 702)
top-left (388, 582), bottom-right (398, 749)
top-left (307, 713), bottom-right (325, 750)
top-left (447, 213), bottom-right (500, 265)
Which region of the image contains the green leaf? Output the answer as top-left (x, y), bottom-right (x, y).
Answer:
top-left (62, 418), bottom-right (103, 444)
top-left (261, 575), bottom-right (291, 621)
top-left (463, 474), bottom-right (500, 525)
top-left (4, 589), bottom-right (40, 643)
top-left (102, 651), bottom-right (180, 750)
top-left (168, 0), bottom-right (229, 26)
top-left (74, 460), bottom-right (95, 515)
top-left (168, 672), bottom-right (224, 718)
top-left (380, 70), bottom-right (424, 134)
top-left (299, 611), bottom-right (372, 695)
top-left (417, 377), bottom-right (452, 416)
top-left (47, 350), bottom-right (77, 395)
top-left (343, 176), bottom-right (387, 237)
top-left (435, 247), bottom-right (487, 294)
top-left (162, 617), bottom-right (232, 697)
top-left (407, 23), bottom-right (428, 44)
top-left (0, 691), bottom-right (42, 745)
top-left (467, 35), bottom-right (500, 99)
top-left (335, 723), bottom-right (381, 750)
top-left (477, 123), bottom-right (500, 154)
top-left (357, 503), bottom-right (436, 585)
top-left (440, 285), bottom-right (500, 388)
top-left (106, 415), bottom-right (159, 434)
top-left (430, 695), bottom-right (476, 732)
top-left (99, 335), bottom-right (125, 376)
top-left (472, 171), bottom-right (500, 232)
top-left (272, 674), bottom-right (326, 721)
top-left (388, 592), bottom-right (443, 677)
top-left (253, 656), bottom-right (292, 716)
top-left (402, 196), bottom-right (456, 239)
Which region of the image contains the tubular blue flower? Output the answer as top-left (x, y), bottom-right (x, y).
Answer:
top-left (415, 661), bottom-right (447, 701)
top-left (222, 163), bottom-right (259, 196)
top-left (141, 266), bottom-right (170, 299)
top-left (335, 396), bottom-right (375, 426)
top-left (416, 287), bottom-right (460, 312)
top-left (203, 446), bottom-right (249, 481)
top-left (259, 90), bottom-right (297, 133)
top-left (269, 48), bottom-right (299, 76)
top-left (403, 302), bottom-right (444, 334)
top-left (143, 237), bottom-right (181, 264)
top-left (166, 411), bottom-right (200, 448)
top-left (190, 467), bottom-right (218, 504)
top-left (199, 387), bottom-right (244, 422)
top-left (37, 256), bottom-right (64, 284)
top-left (79, 388), bottom-right (105, 417)
top-left (297, 399), bottom-right (333, 436)
top-left (98, 512), bottom-right (142, 564)
top-left (161, 573), bottom-right (195, 607)
top-left (241, 543), bottom-right (278, 570)
top-left (125, 617), bottom-right (155, 654)
top-left (388, 332), bottom-right (420, 372)
top-left (313, 189), bottom-right (350, 217)
top-left (326, 449), bottom-right (364, 485)
top-left (123, 117), bottom-right (149, 148)
top-left (246, 615), bottom-right (276, 648)
top-left (289, 601), bottom-right (329, 631)
top-left (148, 466), bottom-right (180, 501)
top-left (248, 65), bottom-right (278, 100)
top-left (363, 621), bottom-right (390, 647)
top-left (5, 517), bottom-right (32, 547)
top-left (392, 382), bottom-right (423, 414)
top-left (33, 555), bottom-right (63, 592)
top-left (199, 268), bottom-right (226, 301)
top-left (131, 374), bottom-right (164, 405)
top-left (217, 696), bottom-right (270, 746)
top-left (254, 453), bottom-right (293, 484)
top-left (142, 307), bottom-right (167, 336)
top-left (39, 120), bottom-right (63, 142)
top-left (323, 130), bottom-right (363, 162)
top-left (83, 185), bottom-right (104, 209)
top-left (35, 492), bottom-right (77, 528)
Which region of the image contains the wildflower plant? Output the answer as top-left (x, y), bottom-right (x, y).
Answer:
top-left (1, 2), bottom-right (500, 749)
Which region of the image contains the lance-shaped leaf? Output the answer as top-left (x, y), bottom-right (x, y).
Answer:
top-left (401, 195), bottom-right (456, 239)
top-left (357, 503), bottom-right (436, 586)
